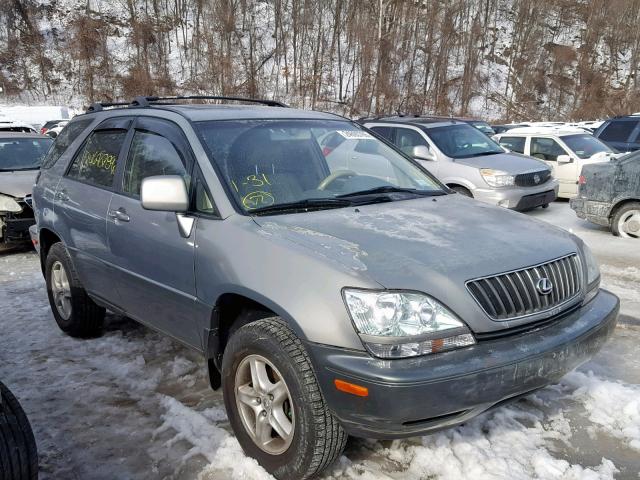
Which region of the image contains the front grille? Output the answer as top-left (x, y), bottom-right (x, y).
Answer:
top-left (515, 169), bottom-right (551, 187)
top-left (467, 254), bottom-right (582, 320)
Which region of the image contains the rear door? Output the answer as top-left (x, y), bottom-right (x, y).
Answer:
top-left (107, 116), bottom-right (204, 347)
top-left (54, 117), bottom-right (131, 304)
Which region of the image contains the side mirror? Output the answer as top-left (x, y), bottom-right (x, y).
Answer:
top-left (141, 175), bottom-right (189, 212)
top-left (557, 154), bottom-right (572, 164)
top-left (411, 145), bottom-right (434, 161)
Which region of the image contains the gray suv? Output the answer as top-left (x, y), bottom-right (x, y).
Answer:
top-left (31, 96), bottom-right (618, 479)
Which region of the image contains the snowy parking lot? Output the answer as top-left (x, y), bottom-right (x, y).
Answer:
top-left (1, 201), bottom-right (639, 480)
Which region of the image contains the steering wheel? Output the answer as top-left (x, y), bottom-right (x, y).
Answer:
top-left (317, 169), bottom-right (357, 191)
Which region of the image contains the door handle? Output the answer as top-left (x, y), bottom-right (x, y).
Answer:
top-left (55, 190), bottom-right (69, 201)
top-left (108, 208), bottom-right (130, 222)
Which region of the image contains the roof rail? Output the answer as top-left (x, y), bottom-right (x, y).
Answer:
top-left (86, 101), bottom-right (130, 113)
top-left (131, 95), bottom-right (289, 108)
top-left (85, 95), bottom-right (288, 113)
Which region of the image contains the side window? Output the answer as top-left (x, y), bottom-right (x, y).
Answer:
top-left (41, 118), bottom-right (93, 169)
top-left (67, 129), bottom-right (126, 187)
top-left (599, 120), bottom-right (639, 142)
top-left (394, 128), bottom-right (428, 155)
top-left (123, 130), bottom-right (188, 197)
top-left (369, 126), bottom-right (393, 141)
top-left (499, 136), bottom-right (525, 154)
top-left (530, 137), bottom-right (566, 161)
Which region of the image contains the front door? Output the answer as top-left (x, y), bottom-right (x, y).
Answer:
top-left (392, 127), bottom-right (439, 175)
top-left (53, 118), bottom-right (131, 304)
top-left (106, 117), bottom-right (202, 346)
top-left (529, 137), bottom-right (578, 196)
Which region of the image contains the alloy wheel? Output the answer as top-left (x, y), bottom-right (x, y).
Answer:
top-left (51, 261), bottom-right (72, 320)
top-left (234, 354), bottom-right (295, 455)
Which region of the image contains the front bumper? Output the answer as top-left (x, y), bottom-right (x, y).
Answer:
top-left (569, 197), bottom-right (611, 227)
top-left (0, 215), bottom-right (35, 244)
top-left (306, 289), bottom-right (619, 439)
top-left (473, 180), bottom-right (559, 210)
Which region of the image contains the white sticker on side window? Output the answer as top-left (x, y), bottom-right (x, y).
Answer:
top-left (336, 130), bottom-right (374, 140)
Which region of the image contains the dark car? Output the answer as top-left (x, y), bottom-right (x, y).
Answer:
top-left (0, 381), bottom-right (38, 479)
top-left (594, 115), bottom-right (640, 153)
top-left (492, 124), bottom-right (528, 134)
top-left (570, 150), bottom-right (640, 238)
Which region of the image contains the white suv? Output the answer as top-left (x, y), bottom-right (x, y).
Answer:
top-left (495, 126), bottom-right (619, 198)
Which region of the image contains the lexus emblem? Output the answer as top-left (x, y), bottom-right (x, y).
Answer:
top-left (536, 277), bottom-right (553, 295)
top-left (534, 174), bottom-right (541, 184)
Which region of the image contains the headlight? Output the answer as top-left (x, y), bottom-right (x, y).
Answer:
top-left (480, 169), bottom-right (515, 187)
top-left (0, 194), bottom-right (22, 213)
top-left (582, 244), bottom-right (600, 303)
top-left (343, 289), bottom-right (475, 359)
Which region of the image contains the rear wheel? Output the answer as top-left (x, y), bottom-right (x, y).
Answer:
top-left (0, 381), bottom-right (38, 480)
top-left (222, 318), bottom-right (346, 479)
top-left (611, 202), bottom-right (640, 239)
top-left (45, 243), bottom-right (105, 337)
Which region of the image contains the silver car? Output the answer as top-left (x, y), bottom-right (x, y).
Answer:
top-left (0, 132), bottom-right (52, 250)
top-left (31, 97), bottom-right (618, 480)
top-left (363, 117), bottom-right (559, 210)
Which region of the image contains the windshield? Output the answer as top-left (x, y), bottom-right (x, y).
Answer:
top-left (195, 119), bottom-right (444, 213)
top-left (561, 134), bottom-right (613, 159)
top-left (469, 121), bottom-right (496, 136)
top-left (428, 124), bottom-right (504, 159)
top-left (0, 137), bottom-right (53, 171)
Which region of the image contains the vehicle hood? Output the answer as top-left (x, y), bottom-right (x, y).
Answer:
top-left (456, 152), bottom-right (549, 173)
top-left (0, 170), bottom-right (38, 198)
top-left (253, 194), bottom-right (581, 332)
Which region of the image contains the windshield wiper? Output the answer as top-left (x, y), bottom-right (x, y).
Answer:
top-left (457, 151), bottom-right (503, 158)
top-left (336, 186), bottom-right (446, 198)
top-left (249, 198), bottom-right (353, 216)
top-left (0, 167), bottom-right (39, 172)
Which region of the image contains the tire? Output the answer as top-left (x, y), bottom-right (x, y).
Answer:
top-left (451, 186), bottom-right (472, 197)
top-left (611, 201), bottom-right (640, 239)
top-left (45, 242), bottom-right (105, 337)
top-left (222, 318), bottom-right (347, 480)
top-left (0, 382), bottom-right (38, 480)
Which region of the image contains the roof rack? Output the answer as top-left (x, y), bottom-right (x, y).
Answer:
top-left (86, 101), bottom-right (130, 113)
top-left (85, 95), bottom-right (288, 113)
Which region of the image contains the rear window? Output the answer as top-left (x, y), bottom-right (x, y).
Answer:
top-left (67, 130), bottom-right (126, 188)
top-left (498, 136), bottom-right (525, 154)
top-left (599, 120), bottom-right (639, 142)
top-left (41, 118), bottom-right (93, 169)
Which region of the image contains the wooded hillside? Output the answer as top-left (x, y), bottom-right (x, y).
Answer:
top-left (1, 0), bottom-right (639, 120)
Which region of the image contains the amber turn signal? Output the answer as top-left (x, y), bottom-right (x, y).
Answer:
top-left (334, 379), bottom-right (368, 397)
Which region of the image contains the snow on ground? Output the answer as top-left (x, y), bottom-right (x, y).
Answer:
top-left (0, 201), bottom-right (639, 479)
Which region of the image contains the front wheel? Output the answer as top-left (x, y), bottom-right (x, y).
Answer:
top-left (222, 318), bottom-right (347, 479)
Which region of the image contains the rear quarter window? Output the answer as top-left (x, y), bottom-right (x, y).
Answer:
top-left (41, 118), bottom-right (93, 169)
